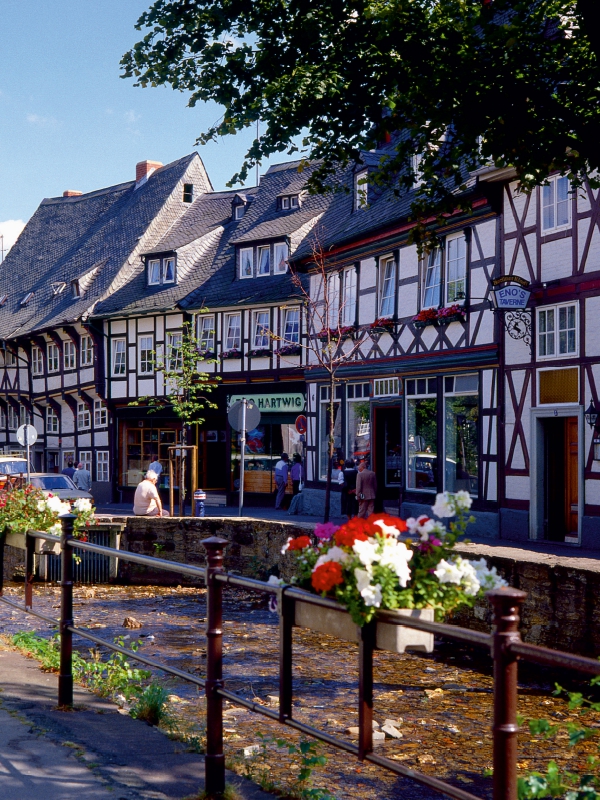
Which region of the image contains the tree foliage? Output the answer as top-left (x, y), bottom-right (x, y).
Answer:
top-left (122, 0), bottom-right (600, 234)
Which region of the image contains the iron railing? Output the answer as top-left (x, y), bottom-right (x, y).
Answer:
top-left (1, 514), bottom-right (600, 800)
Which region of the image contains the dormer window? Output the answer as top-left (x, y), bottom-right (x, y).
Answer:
top-left (71, 280), bottom-right (81, 298)
top-left (235, 205), bottom-right (245, 220)
top-left (21, 292), bottom-right (34, 306)
top-left (147, 255), bottom-right (176, 286)
top-left (279, 195), bottom-right (300, 211)
top-left (183, 183), bottom-right (194, 203)
top-left (354, 169), bottom-right (368, 210)
top-left (239, 247), bottom-right (254, 279)
top-left (51, 282), bottom-right (66, 295)
top-left (274, 242), bottom-right (289, 274)
top-left (0, 295), bottom-right (8, 306)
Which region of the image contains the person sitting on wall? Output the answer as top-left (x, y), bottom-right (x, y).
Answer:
top-left (133, 470), bottom-right (169, 517)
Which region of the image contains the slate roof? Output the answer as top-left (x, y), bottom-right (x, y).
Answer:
top-left (0, 153), bottom-right (207, 338)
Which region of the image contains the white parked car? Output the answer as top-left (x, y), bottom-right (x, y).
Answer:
top-left (29, 473), bottom-right (94, 504)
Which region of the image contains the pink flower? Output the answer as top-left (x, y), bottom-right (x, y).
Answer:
top-left (314, 522), bottom-right (339, 541)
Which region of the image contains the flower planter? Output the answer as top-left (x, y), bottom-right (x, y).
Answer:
top-left (294, 597), bottom-right (434, 654)
top-left (413, 320), bottom-right (433, 329)
top-left (437, 314), bottom-right (465, 325)
top-left (4, 531), bottom-right (61, 555)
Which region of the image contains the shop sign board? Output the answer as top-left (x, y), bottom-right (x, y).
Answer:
top-left (228, 393), bottom-right (305, 413)
top-left (491, 275), bottom-right (531, 310)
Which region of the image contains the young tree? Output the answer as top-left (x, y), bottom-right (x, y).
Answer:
top-left (122, 0), bottom-right (600, 243)
top-left (275, 238), bottom-right (365, 523)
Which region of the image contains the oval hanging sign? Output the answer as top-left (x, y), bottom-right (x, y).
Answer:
top-left (491, 284), bottom-right (531, 310)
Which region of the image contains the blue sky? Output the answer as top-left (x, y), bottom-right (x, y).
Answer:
top-left (0, 1), bottom-right (296, 250)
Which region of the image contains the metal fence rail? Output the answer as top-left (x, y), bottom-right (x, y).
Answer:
top-left (45, 528), bottom-right (112, 584)
top-left (1, 515), bottom-right (599, 800)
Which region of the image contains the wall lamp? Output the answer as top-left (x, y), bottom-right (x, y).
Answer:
top-left (585, 402), bottom-right (600, 461)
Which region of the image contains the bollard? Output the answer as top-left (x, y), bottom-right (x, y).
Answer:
top-left (358, 619), bottom-right (375, 761)
top-left (194, 489), bottom-right (206, 518)
top-left (203, 536), bottom-right (228, 796)
top-left (487, 587), bottom-right (527, 800)
top-left (58, 514), bottom-right (76, 708)
top-left (25, 532), bottom-right (34, 609)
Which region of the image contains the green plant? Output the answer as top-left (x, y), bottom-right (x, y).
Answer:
top-left (153, 542), bottom-right (166, 555)
top-left (12, 631), bottom-right (86, 676)
top-left (185, 784), bottom-right (242, 800)
top-left (130, 683), bottom-right (171, 726)
top-left (81, 637), bottom-right (151, 699)
top-left (0, 485), bottom-right (96, 541)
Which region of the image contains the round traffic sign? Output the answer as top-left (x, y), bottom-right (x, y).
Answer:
top-left (295, 415), bottom-right (307, 435)
top-left (227, 400), bottom-right (261, 432)
top-left (16, 424), bottom-right (38, 447)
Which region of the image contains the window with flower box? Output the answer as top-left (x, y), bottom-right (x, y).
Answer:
top-left (225, 313), bottom-right (241, 352)
top-left (197, 315), bottom-right (215, 353)
top-left (420, 233), bottom-right (467, 311)
top-left (46, 407), bottom-right (59, 434)
top-left (77, 402), bottom-right (91, 430)
top-left (283, 308), bottom-right (300, 345)
top-left (252, 311), bottom-right (270, 349)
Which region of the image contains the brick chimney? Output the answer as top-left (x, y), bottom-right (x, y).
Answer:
top-left (63, 190), bottom-right (82, 197)
top-left (136, 160), bottom-right (163, 183)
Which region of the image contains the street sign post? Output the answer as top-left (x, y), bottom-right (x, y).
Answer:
top-left (227, 399), bottom-right (261, 517)
top-left (16, 424), bottom-right (37, 484)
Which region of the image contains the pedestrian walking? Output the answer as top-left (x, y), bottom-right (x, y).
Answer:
top-left (356, 459), bottom-right (377, 519)
top-left (62, 460), bottom-right (76, 480)
top-left (340, 458), bottom-right (358, 518)
top-left (133, 470), bottom-right (169, 516)
top-left (274, 453), bottom-right (290, 509)
top-left (290, 453), bottom-right (304, 496)
top-left (73, 462), bottom-right (92, 492)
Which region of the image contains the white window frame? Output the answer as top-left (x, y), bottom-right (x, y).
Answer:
top-left (198, 314), bottom-right (215, 352)
top-left (341, 267), bottom-right (357, 325)
top-left (166, 331), bottom-right (183, 372)
top-left (94, 400), bottom-right (107, 427)
top-left (257, 245), bottom-right (270, 277)
top-left (79, 450), bottom-right (92, 475)
top-left (234, 205), bottom-right (245, 220)
top-left (422, 248), bottom-right (442, 309)
top-left (274, 242), bottom-right (289, 274)
top-left (239, 247), bottom-right (253, 279)
top-left (283, 308), bottom-right (300, 344)
top-left (19, 405), bottom-right (27, 427)
top-left (148, 259), bottom-right (161, 285)
top-left (77, 402), bottom-right (91, 430)
top-left (0, 407), bottom-right (6, 429)
top-left (290, 195), bottom-right (299, 209)
top-left (354, 169), bottom-right (368, 210)
top-left (252, 310), bottom-right (270, 349)
top-left (32, 347), bottom-right (43, 376)
top-left (225, 313), bottom-right (241, 351)
top-left (541, 175), bottom-right (570, 234)
top-left (47, 343), bottom-right (59, 373)
top-left (80, 335), bottom-right (93, 366)
top-left (46, 407), bottom-right (58, 434)
top-left (96, 451), bottom-right (109, 482)
top-left (374, 377), bottom-right (399, 398)
top-left (379, 256), bottom-right (396, 318)
top-left (281, 196), bottom-right (290, 210)
top-left (537, 302), bottom-right (578, 360)
top-left (138, 335), bottom-right (154, 375)
top-left (5, 350), bottom-right (17, 367)
top-left (112, 338), bottom-right (126, 376)
top-left (63, 340), bottom-right (76, 370)
top-left (445, 233), bottom-right (467, 305)
top-left (163, 257), bottom-right (175, 284)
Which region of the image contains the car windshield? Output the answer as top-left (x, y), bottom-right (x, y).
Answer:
top-left (31, 476), bottom-right (76, 490)
top-left (0, 460), bottom-right (29, 475)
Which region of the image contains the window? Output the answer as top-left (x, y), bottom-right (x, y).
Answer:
top-left (21, 292), bottom-right (33, 306)
top-left (274, 242), bottom-right (288, 274)
top-left (166, 332), bottom-right (183, 371)
top-left (138, 335), bottom-right (154, 374)
top-left (5, 350), bottom-right (17, 367)
top-left (46, 407), bottom-right (59, 434)
top-left (112, 339), bottom-right (126, 376)
top-left (198, 315), bottom-right (215, 352)
top-left (0, 407), bottom-right (5, 429)
top-left (94, 400), bottom-right (107, 427)
top-left (445, 235), bottom-right (467, 304)
top-left (64, 340), bottom-right (76, 370)
top-left (542, 175), bottom-right (570, 232)
top-left (374, 377), bottom-right (399, 398)
top-left (412, 153), bottom-right (423, 187)
top-left (280, 195), bottom-right (299, 210)
top-left (32, 347), bottom-right (43, 375)
top-left (80, 335), bottom-right (93, 366)
top-left (0, 294), bottom-right (7, 306)
top-left (422, 249), bottom-right (442, 308)
top-left (79, 451), bottom-right (92, 474)
top-left (537, 303), bottom-right (577, 358)
top-left (290, 195), bottom-right (299, 208)
top-left (341, 267), bottom-right (357, 325)
top-left (379, 257), bottom-right (396, 317)
top-left (163, 257), bottom-right (175, 284)
top-left (281, 197), bottom-right (290, 210)
top-left (354, 169), bottom-right (368, 210)
top-left (19, 405), bottom-right (26, 427)
top-left (253, 311), bottom-right (270, 349)
top-left (239, 248), bottom-right (253, 279)
top-left (77, 402), bottom-right (91, 430)
top-left (96, 451), bottom-right (109, 482)
top-left (234, 205), bottom-right (245, 220)
top-left (406, 378), bottom-right (438, 491)
top-left (326, 273), bottom-right (340, 328)
top-left (283, 308), bottom-right (300, 344)
top-left (71, 280), bottom-right (81, 298)
top-left (319, 384), bottom-right (343, 479)
top-left (148, 260), bottom-right (161, 285)
top-left (347, 382), bottom-right (371, 463)
top-left (183, 183), bottom-right (194, 203)
top-left (257, 245), bottom-right (270, 276)
top-left (225, 313), bottom-right (241, 351)
top-left (47, 344), bottom-right (59, 373)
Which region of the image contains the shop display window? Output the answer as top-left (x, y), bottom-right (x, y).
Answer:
top-left (121, 426), bottom-right (182, 487)
top-left (230, 422), bottom-right (302, 493)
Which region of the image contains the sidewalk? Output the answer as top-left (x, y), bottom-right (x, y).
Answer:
top-left (0, 644), bottom-right (274, 800)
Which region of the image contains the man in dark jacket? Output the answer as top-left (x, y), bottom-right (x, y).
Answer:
top-left (356, 459), bottom-right (377, 519)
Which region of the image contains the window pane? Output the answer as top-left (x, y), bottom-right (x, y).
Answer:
top-left (240, 248), bottom-right (253, 278)
top-left (380, 259), bottom-right (396, 317)
top-left (226, 315), bottom-right (241, 350)
top-left (542, 183), bottom-right (554, 231)
top-left (139, 336), bottom-right (153, 373)
top-left (423, 249), bottom-right (441, 308)
top-left (166, 333), bottom-right (183, 370)
top-left (319, 399), bottom-right (342, 479)
top-left (274, 242), bottom-right (288, 273)
top-left (148, 260), bottom-right (160, 284)
top-left (257, 246), bottom-right (270, 275)
top-left (199, 316), bottom-right (215, 351)
top-left (445, 395), bottom-right (479, 497)
top-left (342, 268), bottom-right (357, 324)
top-left (446, 236), bottom-right (466, 304)
top-left (557, 176), bottom-right (569, 227)
top-left (407, 397), bottom-right (437, 490)
top-left (253, 311), bottom-right (270, 348)
top-left (347, 399), bottom-right (371, 463)
top-left (163, 258), bottom-right (175, 283)
top-left (284, 309), bottom-right (300, 343)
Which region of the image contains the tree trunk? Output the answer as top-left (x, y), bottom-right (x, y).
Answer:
top-left (323, 372), bottom-right (335, 522)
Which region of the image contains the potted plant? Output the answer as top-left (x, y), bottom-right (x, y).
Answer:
top-left (412, 308), bottom-right (438, 328)
top-left (197, 349), bottom-right (216, 360)
top-left (249, 347), bottom-right (271, 358)
top-left (436, 304), bottom-right (466, 324)
top-left (316, 325), bottom-right (356, 342)
top-left (221, 348), bottom-right (242, 360)
top-left (0, 487), bottom-right (96, 554)
top-left (369, 317), bottom-right (396, 334)
top-left (278, 343), bottom-right (302, 356)
top-left (279, 492), bottom-right (507, 653)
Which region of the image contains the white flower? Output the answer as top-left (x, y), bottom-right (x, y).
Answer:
top-left (361, 583), bottom-right (382, 607)
top-left (49, 522), bottom-right (62, 536)
top-left (432, 492), bottom-right (455, 519)
top-left (378, 540), bottom-right (412, 587)
top-left (433, 558), bottom-right (464, 585)
top-left (354, 568), bottom-right (372, 593)
top-left (57, 501), bottom-right (71, 517)
top-left (73, 498), bottom-right (92, 513)
top-left (37, 499), bottom-right (47, 512)
top-left (314, 545), bottom-right (351, 571)
top-left (454, 491), bottom-right (473, 511)
top-left (433, 556), bottom-right (483, 596)
top-left (469, 558), bottom-right (508, 591)
top-left (352, 539), bottom-right (379, 571)
top-left (406, 515), bottom-right (438, 541)
top-left (281, 537), bottom-right (293, 554)
top-left (45, 495), bottom-right (64, 514)
top-left (370, 517), bottom-right (403, 537)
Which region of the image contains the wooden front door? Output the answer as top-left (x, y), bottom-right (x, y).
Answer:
top-left (564, 416), bottom-right (578, 538)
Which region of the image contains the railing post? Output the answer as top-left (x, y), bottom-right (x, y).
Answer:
top-left (279, 589), bottom-right (294, 722)
top-left (58, 514), bottom-right (76, 708)
top-left (25, 531), bottom-right (35, 609)
top-left (358, 619), bottom-right (375, 760)
top-left (0, 533), bottom-right (5, 596)
top-left (487, 587), bottom-right (527, 800)
top-left (203, 536), bottom-right (228, 797)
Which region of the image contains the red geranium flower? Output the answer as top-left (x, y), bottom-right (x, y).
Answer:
top-left (287, 535), bottom-right (311, 551)
top-left (311, 561), bottom-right (344, 593)
top-left (334, 517), bottom-right (376, 547)
top-left (367, 513), bottom-right (408, 535)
